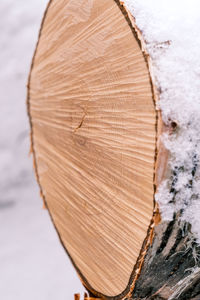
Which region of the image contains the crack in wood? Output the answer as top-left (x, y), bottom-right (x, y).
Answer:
top-left (74, 107), bottom-right (88, 133)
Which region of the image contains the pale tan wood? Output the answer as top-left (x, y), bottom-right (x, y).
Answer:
top-left (28, 0), bottom-right (156, 297)
top-left (74, 293), bottom-right (101, 300)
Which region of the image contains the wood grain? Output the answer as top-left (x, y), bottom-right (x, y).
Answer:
top-left (28, 0), bottom-right (157, 298)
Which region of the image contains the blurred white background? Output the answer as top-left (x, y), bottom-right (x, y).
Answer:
top-left (0, 1), bottom-right (85, 299)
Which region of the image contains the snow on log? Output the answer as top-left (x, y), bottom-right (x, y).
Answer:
top-left (28, 0), bottom-right (200, 299)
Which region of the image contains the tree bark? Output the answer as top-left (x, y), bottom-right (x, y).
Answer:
top-left (132, 216), bottom-right (200, 299)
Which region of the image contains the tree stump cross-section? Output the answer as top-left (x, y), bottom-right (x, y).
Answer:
top-left (27, 0), bottom-right (200, 299)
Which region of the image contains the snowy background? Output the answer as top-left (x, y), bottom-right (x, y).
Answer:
top-left (0, 0), bottom-right (84, 299)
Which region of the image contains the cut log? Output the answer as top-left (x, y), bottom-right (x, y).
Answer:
top-left (27, 0), bottom-right (200, 299)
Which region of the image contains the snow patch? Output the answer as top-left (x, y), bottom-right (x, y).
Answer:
top-left (124, 0), bottom-right (200, 243)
